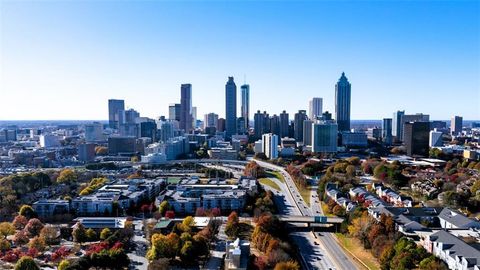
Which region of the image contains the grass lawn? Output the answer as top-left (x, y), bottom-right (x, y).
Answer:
top-left (298, 186), bottom-right (311, 207)
top-left (320, 202), bottom-right (334, 217)
top-left (335, 233), bottom-right (381, 270)
top-left (167, 177), bottom-right (181, 184)
top-left (266, 171), bottom-right (285, 183)
top-left (259, 178), bottom-right (281, 191)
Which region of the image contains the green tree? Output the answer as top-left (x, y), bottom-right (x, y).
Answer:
top-left (57, 168), bottom-right (77, 184)
top-left (346, 165), bottom-right (356, 179)
top-left (57, 260), bottom-right (70, 270)
top-left (19, 205), bottom-right (35, 219)
top-left (72, 222), bottom-right (87, 243)
top-left (180, 240), bottom-right (194, 263)
top-left (159, 201), bottom-right (171, 216)
top-left (15, 256), bottom-right (40, 270)
top-left (86, 228), bottom-right (97, 241)
top-left (100, 228), bottom-right (112, 240)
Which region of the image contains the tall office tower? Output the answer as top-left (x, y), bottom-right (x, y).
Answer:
top-left (335, 72), bottom-right (351, 131)
top-left (294, 110), bottom-right (308, 142)
top-left (169, 104), bottom-right (182, 121)
top-left (160, 121), bottom-right (175, 142)
top-left (217, 118), bottom-right (226, 132)
top-left (303, 120), bottom-right (313, 146)
top-left (312, 121), bottom-right (338, 153)
top-left (237, 117), bottom-right (246, 134)
top-left (308, 97), bottom-right (323, 120)
top-left (404, 122), bottom-right (430, 156)
top-left (85, 122), bottom-right (104, 142)
top-left (279, 110), bottom-right (289, 138)
top-left (382, 118), bottom-right (393, 145)
top-left (225, 77), bottom-right (237, 139)
top-left (204, 113), bottom-right (219, 129)
top-left (429, 130), bottom-right (443, 147)
top-left (241, 84), bottom-right (250, 131)
top-left (139, 120), bottom-right (157, 142)
top-left (180, 84), bottom-right (193, 133)
top-left (253, 111), bottom-right (270, 139)
top-left (392, 110), bottom-right (405, 141)
top-left (262, 133), bottom-right (279, 159)
top-left (400, 113), bottom-right (430, 141)
top-left (108, 99), bottom-right (125, 129)
top-left (119, 108), bottom-right (140, 125)
top-left (269, 115), bottom-right (280, 136)
top-left (192, 107), bottom-right (197, 129)
top-left (451, 116), bottom-right (463, 135)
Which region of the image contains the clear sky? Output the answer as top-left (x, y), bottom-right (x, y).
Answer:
top-left (1, 0), bottom-right (479, 121)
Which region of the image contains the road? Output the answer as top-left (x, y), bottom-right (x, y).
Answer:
top-left (128, 220), bottom-right (149, 270)
top-left (169, 158), bottom-right (359, 270)
top-left (252, 158), bottom-right (359, 270)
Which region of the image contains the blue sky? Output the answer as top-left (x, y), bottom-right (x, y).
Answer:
top-left (1, 0), bottom-right (479, 120)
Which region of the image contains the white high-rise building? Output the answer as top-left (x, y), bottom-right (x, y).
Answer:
top-left (40, 134), bottom-right (61, 148)
top-left (429, 130), bottom-right (443, 147)
top-left (308, 97), bottom-right (323, 120)
top-left (312, 121), bottom-right (338, 153)
top-left (262, 133), bottom-right (279, 159)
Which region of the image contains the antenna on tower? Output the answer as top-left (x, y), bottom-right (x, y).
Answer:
top-left (243, 74), bottom-right (246, 85)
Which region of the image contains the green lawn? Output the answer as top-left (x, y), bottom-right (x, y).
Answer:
top-left (266, 171), bottom-right (285, 183)
top-left (298, 186), bottom-right (311, 207)
top-left (167, 177), bottom-right (181, 184)
top-left (259, 178), bottom-right (281, 191)
top-left (335, 233), bottom-right (380, 270)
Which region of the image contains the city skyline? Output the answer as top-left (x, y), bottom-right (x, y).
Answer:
top-left (1, 1), bottom-right (479, 120)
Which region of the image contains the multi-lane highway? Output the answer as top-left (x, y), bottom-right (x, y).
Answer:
top-left (252, 158), bottom-right (359, 270)
top-left (169, 158), bottom-right (359, 270)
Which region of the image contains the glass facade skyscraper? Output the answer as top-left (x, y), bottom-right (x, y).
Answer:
top-left (241, 84), bottom-right (250, 131)
top-left (335, 72), bottom-right (351, 131)
top-left (225, 77), bottom-right (237, 139)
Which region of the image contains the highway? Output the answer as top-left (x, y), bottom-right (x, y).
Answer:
top-left (169, 158), bottom-right (359, 270)
top-left (252, 158), bottom-right (359, 270)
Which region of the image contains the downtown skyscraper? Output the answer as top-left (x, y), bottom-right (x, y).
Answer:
top-left (225, 77), bottom-right (237, 139)
top-left (241, 84), bottom-right (250, 131)
top-left (180, 84), bottom-right (192, 132)
top-left (108, 99), bottom-right (125, 129)
top-left (308, 97), bottom-right (323, 120)
top-left (335, 72), bottom-right (351, 131)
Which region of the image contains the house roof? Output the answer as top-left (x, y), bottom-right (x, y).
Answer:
top-left (429, 230), bottom-right (480, 266)
top-left (439, 208), bottom-right (480, 229)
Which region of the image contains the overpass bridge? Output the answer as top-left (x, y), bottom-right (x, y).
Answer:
top-left (277, 215), bottom-right (344, 224)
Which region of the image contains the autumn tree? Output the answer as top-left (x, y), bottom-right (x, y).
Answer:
top-left (40, 225), bottom-right (60, 246)
top-left (274, 261), bottom-right (300, 270)
top-left (29, 236), bottom-right (46, 252)
top-left (147, 232), bottom-right (180, 260)
top-left (25, 218), bottom-right (44, 237)
top-left (57, 168), bottom-right (77, 184)
top-left (13, 215), bottom-right (28, 230)
top-left (86, 228), bottom-right (97, 241)
top-left (0, 222), bottom-right (15, 238)
top-left (13, 230), bottom-right (29, 246)
top-left (225, 211), bottom-right (240, 238)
